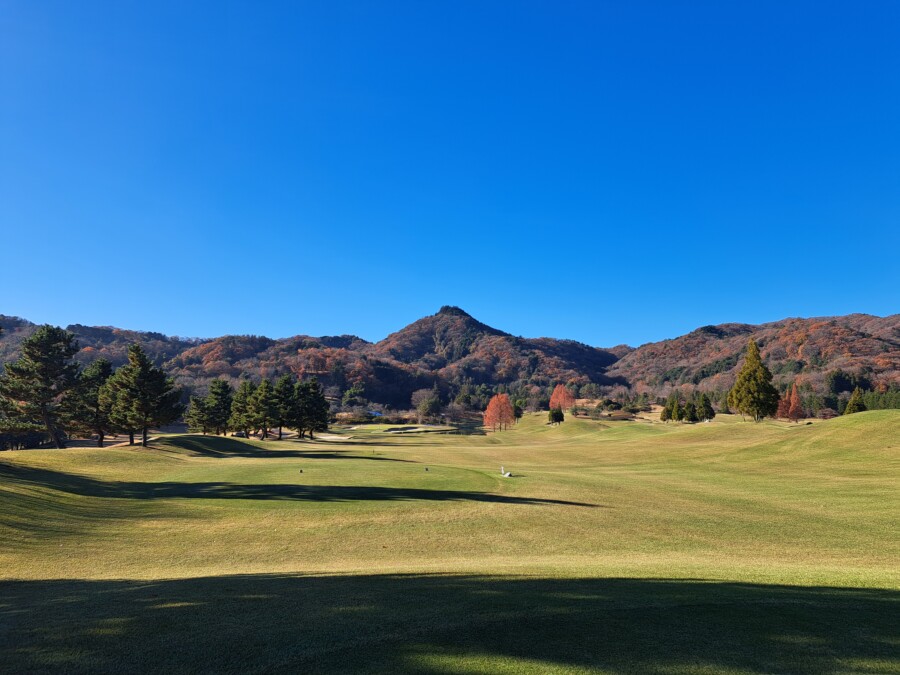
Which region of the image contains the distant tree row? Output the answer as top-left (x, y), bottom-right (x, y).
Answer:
top-left (0, 326), bottom-right (182, 449)
top-left (185, 374), bottom-right (329, 440)
top-left (660, 391), bottom-right (715, 423)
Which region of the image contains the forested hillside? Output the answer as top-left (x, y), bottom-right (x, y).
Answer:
top-left (1, 309), bottom-right (897, 411)
top-left (610, 314), bottom-right (900, 398)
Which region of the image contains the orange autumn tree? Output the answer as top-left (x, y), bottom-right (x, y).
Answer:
top-left (777, 390), bottom-right (790, 419)
top-left (787, 382), bottom-right (804, 422)
top-left (483, 393), bottom-right (515, 431)
top-left (549, 384), bottom-right (576, 411)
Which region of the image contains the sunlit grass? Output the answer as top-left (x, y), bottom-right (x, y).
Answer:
top-left (1, 410), bottom-right (897, 672)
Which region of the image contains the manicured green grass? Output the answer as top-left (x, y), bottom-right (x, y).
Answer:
top-left (1, 411), bottom-right (898, 672)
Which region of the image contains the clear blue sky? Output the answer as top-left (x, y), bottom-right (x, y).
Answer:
top-left (2, 1), bottom-right (898, 347)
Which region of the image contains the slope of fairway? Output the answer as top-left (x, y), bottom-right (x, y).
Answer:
top-left (1, 411), bottom-right (897, 673)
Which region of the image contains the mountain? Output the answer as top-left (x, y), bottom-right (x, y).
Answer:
top-left (608, 314), bottom-right (900, 395)
top-left (369, 306), bottom-right (621, 389)
top-left (1, 310), bottom-right (898, 408)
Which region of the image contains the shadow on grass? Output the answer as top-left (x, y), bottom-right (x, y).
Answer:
top-left (0, 463), bottom-right (599, 507)
top-left (0, 574), bottom-right (895, 674)
top-left (162, 436), bottom-right (417, 462)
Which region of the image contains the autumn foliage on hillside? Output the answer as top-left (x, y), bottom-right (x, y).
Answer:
top-left (2, 310), bottom-right (898, 410)
top-left (483, 393), bottom-right (515, 431)
top-left (607, 314), bottom-right (900, 398)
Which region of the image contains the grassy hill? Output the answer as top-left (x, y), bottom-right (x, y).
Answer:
top-left (1, 410), bottom-right (897, 672)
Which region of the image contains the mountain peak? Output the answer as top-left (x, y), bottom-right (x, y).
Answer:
top-left (437, 305), bottom-right (473, 318)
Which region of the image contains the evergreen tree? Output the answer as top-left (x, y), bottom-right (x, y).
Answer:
top-left (719, 393), bottom-right (731, 414)
top-left (99, 377), bottom-right (135, 445)
top-left (102, 344), bottom-right (184, 446)
top-left (683, 401), bottom-right (699, 423)
top-left (0, 325), bottom-right (80, 448)
top-left (729, 340), bottom-right (779, 422)
top-left (185, 395), bottom-right (212, 434)
top-left (65, 358), bottom-right (113, 447)
top-left (548, 407), bottom-right (565, 425)
top-left (697, 392), bottom-right (715, 421)
top-left (205, 379), bottom-right (234, 435)
top-left (273, 374), bottom-right (296, 440)
top-left (671, 397), bottom-right (682, 422)
top-left (229, 381), bottom-right (257, 437)
top-left (292, 377), bottom-right (329, 439)
top-left (249, 379), bottom-right (277, 440)
top-left (659, 405), bottom-right (671, 423)
top-left (843, 387), bottom-right (867, 415)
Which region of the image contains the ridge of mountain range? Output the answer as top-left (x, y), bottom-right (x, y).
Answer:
top-left (1, 306), bottom-right (898, 406)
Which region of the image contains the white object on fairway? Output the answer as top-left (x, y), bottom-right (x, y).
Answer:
top-left (500, 466), bottom-right (511, 478)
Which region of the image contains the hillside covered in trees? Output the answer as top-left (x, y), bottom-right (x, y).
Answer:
top-left (1, 309), bottom-right (898, 412)
top-left (608, 314), bottom-right (900, 398)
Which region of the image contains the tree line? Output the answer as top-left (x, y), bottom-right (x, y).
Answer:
top-left (659, 391), bottom-right (716, 423)
top-left (0, 326), bottom-right (183, 449)
top-left (185, 374), bottom-right (329, 440)
top-left (0, 325), bottom-right (329, 451)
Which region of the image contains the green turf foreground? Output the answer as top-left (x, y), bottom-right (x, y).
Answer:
top-left (1, 411), bottom-right (898, 673)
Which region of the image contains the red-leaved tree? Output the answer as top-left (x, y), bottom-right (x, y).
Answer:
top-left (549, 384), bottom-right (575, 411)
top-left (484, 393), bottom-right (515, 431)
top-left (788, 382), bottom-right (804, 422)
top-left (777, 391), bottom-right (790, 419)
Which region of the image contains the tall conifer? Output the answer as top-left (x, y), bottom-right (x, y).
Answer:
top-left (273, 374), bottom-right (295, 440)
top-left (66, 358), bottom-right (113, 446)
top-left (101, 344), bottom-right (184, 446)
top-left (205, 379), bottom-right (234, 435)
top-left (229, 381), bottom-right (257, 438)
top-left (0, 325), bottom-right (80, 448)
top-left (844, 387), bottom-right (867, 415)
top-left (729, 340), bottom-right (779, 422)
top-left (249, 379), bottom-right (277, 440)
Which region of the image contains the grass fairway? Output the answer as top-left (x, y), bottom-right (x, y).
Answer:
top-left (1, 411), bottom-right (898, 673)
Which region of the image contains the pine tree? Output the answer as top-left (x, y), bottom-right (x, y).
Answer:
top-left (65, 358), bottom-right (113, 447)
top-left (729, 340), bottom-right (779, 422)
top-left (548, 407), bottom-right (565, 425)
top-left (249, 379), bottom-right (277, 440)
top-left (659, 405), bottom-right (671, 423)
top-left (273, 374), bottom-right (295, 440)
top-left (788, 383), bottom-right (804, 422)
top-left (683, 401), bottom-right (699, 423)
top-left (102, 344), bottom-right (184, 446)
top-left (205, 379), bottom-right (234, 435)
top-left (671, 397), bottom-right (682, 422)
top-left (719, 393), bottom-right (731, 414)
top-left (843, 387), bottom-right (867, 415)
top-left (292, 377), bottom-right (329, 439)
top-left (0, 325), bottom-right (80, 448)
top-left (697, 392), bottom-right (715, 421)
top-left (229, 381), bottom-right (257, 437)
top-left (185, 396), bottom-right (212, 434)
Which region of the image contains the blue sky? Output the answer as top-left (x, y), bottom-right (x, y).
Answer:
top-left (1, 1), bottom-right (898, 347)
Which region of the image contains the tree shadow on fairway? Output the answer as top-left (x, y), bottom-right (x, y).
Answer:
top-left (162, 436), bottom-right (417, 462)
top-left (0, 574), bottom-right (895, 674)
top-left (0, 463), bottom-right (600, 507)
